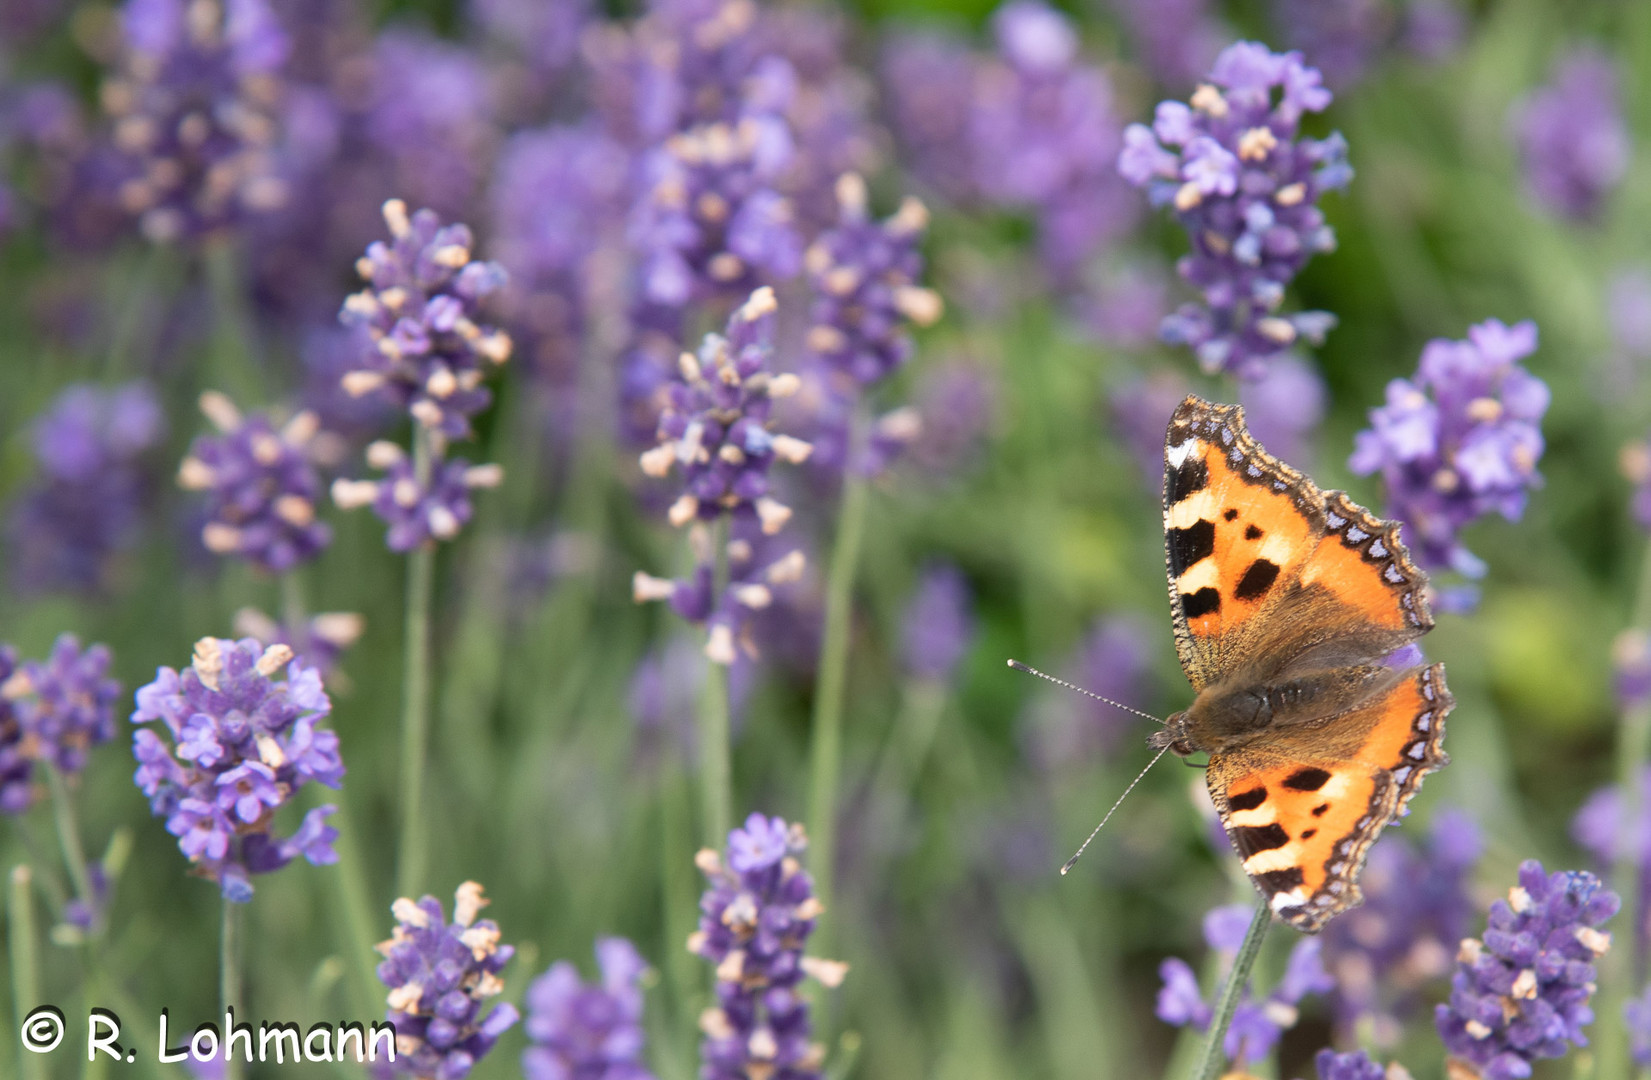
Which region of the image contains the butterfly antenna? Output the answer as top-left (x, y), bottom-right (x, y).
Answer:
top-left (1058, 742), bottom-right (1173, 875)
top-left (1006, 659), bottom-right (1165, 725)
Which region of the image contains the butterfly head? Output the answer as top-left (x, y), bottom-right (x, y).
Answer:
top-left (1148, 712), bottom-right (1197, 757)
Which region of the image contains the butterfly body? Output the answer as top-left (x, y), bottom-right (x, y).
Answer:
top-left (1157, 397), bottom-right (1451, 933)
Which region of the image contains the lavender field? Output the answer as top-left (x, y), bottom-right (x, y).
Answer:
top-left (0, 0), bottom-right (1645, 1078)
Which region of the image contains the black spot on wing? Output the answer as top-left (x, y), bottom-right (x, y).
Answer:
top-left (1232, 823), bottom-right (1289, 854)
top-left (1181, 588), bottom-right (1220, 619)
top-left (1223, 508), bottom-right (1239, 521)
top-left (1244, 524), bottom-right (1262, 540)
top-left (1233, 559), bottom-right (1280, 602)
top-left (1228, 787), bottom-right (1266, 812)
top-left (1168, 520), bottom-right (1216, 575)
top-left (1258, 867), bottom-right (1305, 893)
top-left (1166, 458), bottom-right (1210, 505)
top-left (1300, 828), bottom-right (1317, 840)
top-left (1282, 767), bottom-right (1331, 792)
top-left (1311, 803), bottom-right (1329, 817)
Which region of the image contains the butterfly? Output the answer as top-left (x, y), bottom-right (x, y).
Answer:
top-left (1150, 396), bottom-right (1451, 933)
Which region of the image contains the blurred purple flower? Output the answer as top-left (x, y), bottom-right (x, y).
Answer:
top-left (332, 441), bottom-right (502, 553)
top-left (233, 607), bottom-right (364, 680)
top-left (974, 0), bottom-right (1136, 280)
top-left (1156, 899), bottom-right (1334, 1066)
top-left (1572, 763), bottom-right (1651, 965)
top-left (1076, 262), bottom-right (1174, 349)
top-left (1118, 41), bottom-right (1349, 378)
top-left (337, 199), bottom-right (513, 440)
top-left (1322, 810), bottom-right (1481, 1042)
top-left (10, 382), bottom-right (163, 594)
top-left (1610, 266), bottom-right (1651, 361)
top-left (1628, 984), bottom-right (1651, 1069)
top-left (1024, 615), bottom-right (1156, 770)
top-left (95, 0), bottom-right (291, 244)
top-left (131, 636), bottom-right (343, 900)
top-left (1510, 48), bottom-right (1629, 221)
top-left (14, 634), bottom-right (120, 777)
top-left (1239, 353), bottom-right (1328, 465)
top-left (470, 0), bottom-right (590, 90)
top-left (878, 32), bottom-right (979, 204)
top-left (366, 28), bottom-right (496, 217)
top-left (521, 937), bottom-right (653, 1080)
top-left (1313, 1048), bottom-right (1388, 1080)
top-left (1110, 372), bottom-right (1193, 490)
top-left (1271, 0), bottom-right (1394, 89)
top-left (1612, 631), bottom-right (1651, 712)
top-left (0, 646), bottom-right (31, 815)
top-left (691, 813), bottom-right (844, 1080)
top-left (1436, 861), bottom-right (1618, 1080)
top-left (900, 563), bottom-right (975, 683)
top-left (1106, 0), bottom-right (1225, 89)
top-left (377, 882), bottom-right (518, 1079)
top-left (908, 361), bottom-right (994, 477)
top-left (178, 393), bottom-right (331, 573)
top-left (1349, 318), bottom-right (1548, 577)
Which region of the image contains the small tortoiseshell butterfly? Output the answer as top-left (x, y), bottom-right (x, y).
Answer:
top-left (1151, 396), bottom-right (1452, 933)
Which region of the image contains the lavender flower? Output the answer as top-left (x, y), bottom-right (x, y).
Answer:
top-left (376, 882), bottom-right (518, 1079)
top-left (338, 199), bottom-right (513, 440)
top-left (1155, 901), bottom-right (1334, 1066)
top-left (177, 393), bottom-right (331, 573)
top-left (1118, 41), bottom-right (1349, 377)
top-left (1321, 810), bottom-right (1482, 1042)
top-left (1106, 0), bottom-right (1225, 89)
top-left (331, 441), bottom-right (503, 553)
top-left (1611, 630), bottom-right (1651, 712)
top-left (130, 637), bottom-right (343, 901)
top-left (98, 0), bottom-right (291, 243)
top-left (9, 634), bottom-right (121, 777)
top-left (10, 382), bottom-right (163, 593)
top-left (1110, 372), bottom-right (1194, 489)
top-left (1312, 1048), bottom-right (1389, 1080)
top-left (633, 289), bottom-right (811, 665)
top-left (877, 32), bottom-right (978, 204)
top-left (1024, 615), bottom-right (1155, 770)
top-left (690, 814), bottom-right (846, 1080)
top-left (1349, 319), bottom-right (1549, 578)
top-left (900, 563), bottom-right (975, 683)
top-left (521, 938), bottom-right (654, 1080)
top-left (1510, 48), bottom-right (1629, 221)
top-left (908, 361), bottom-right (994, 478)
top-left (973, 0), bottom-right (1136, 280)
top-left (1435, 861), bottom-right (1618, 1080)
top-left (1239, 353), bottom-right (1328, 465)
top-left (1572, 764), bottom-right (1651, 964)
top-left (631, 117), bottom-right (803, 311)
top-left (0, 647), bottom-right (31, 814)
top-left (1270, 0), bottom-right (1394, 90)
top-left (805, 174), bottom-right (943, 385)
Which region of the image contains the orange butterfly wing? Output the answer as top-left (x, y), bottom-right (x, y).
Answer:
top-left (1209, 664), bottom-right (1452, 932)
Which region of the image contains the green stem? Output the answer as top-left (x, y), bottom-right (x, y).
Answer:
top-left (701, 518), bottom-right (733, 847)
top-left (660, 759), bottom-right (698, 1080)
top-left (396, 431), bottom-right (437, 900)
top-left (9, 867), bottom-right (43, 1080)
top-left (806, 440), bottom-right (871, 955)
top-left (1189, 904), bottom-right (1270, 1080)
top-left (280, 569), bottom-right (307, 631)
top-left (44, 766), bottom-right (95, 934)
top-left (103, 245), bottom-right (166, 379)
top-left (203, 239), bottom-right (263, 404)
top-left (221, 899), bottom-right (243, 1080)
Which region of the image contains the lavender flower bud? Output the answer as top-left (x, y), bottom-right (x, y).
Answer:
top-left (12, 634), bottom-right (121, 776)
top-left (804, 174), bottom-right (942, 385)
top-left (332, 442), bottom-right (501, 553)
top-left (233, 607), bottom-right (365, 680)
top-left (1313, 1048), bottom-right (1394, 1080)
top-left (179, 394), bottom-right (331, 573)
top-left (1435, 861), bottom-right (1619, 1080)
top-left (99, 0), bottom-right (291, 244)
top-left (130, 637), bottom-right (343, 901)
top-left (376, 882), bottom-right (518, 1079)
top-left (521, 938), bottom-right (655, 1080)
top-left (691, 814), bottom-right (844, 1080)
top-left (0, 646), bottom-right (32, 814)
top-left (1117, 41), bottom-right (1348, 378)
top-left (899, 563), bottom-right (975, 683)
top-left (338, 199), bottom-right (512, 439)
top-left (1349, 319), bottom-right (1549, 578)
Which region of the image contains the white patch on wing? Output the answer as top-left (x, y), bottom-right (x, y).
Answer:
top-left (1270, 887), bottom-right (1309, 912)
top-left (1255, 533), bottom-right (1300, 567)
top-left (1164, 490), bottom-right (1218, 529)
top-left (1174, 559), bottom-right (1220, 594)
top-left (1227, 805), bottom-right (1277, 827)
top-left (1242, 847), bottom-right (1301, 875)
top-left (1166, 439), bottom-right (1197, 469)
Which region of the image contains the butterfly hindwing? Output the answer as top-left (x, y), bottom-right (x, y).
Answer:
top-left (1208, 663), bottom-right (1452, 932)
